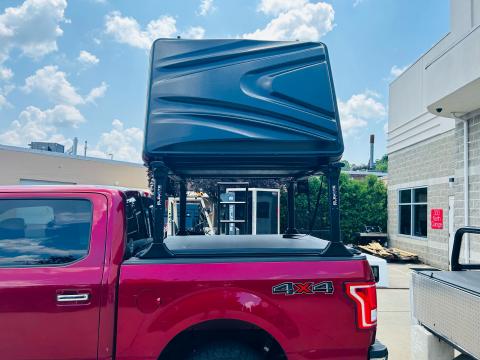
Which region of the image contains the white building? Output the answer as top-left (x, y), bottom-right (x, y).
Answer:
top-left (388, 0), bottom-right (480, 269)
top-left (0, 144), bottom-right (148, 189)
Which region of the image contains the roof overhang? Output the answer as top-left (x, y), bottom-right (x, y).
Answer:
top-left (425, 25), bottom-right (480, 119)
top-left (427, 77), bottom-right (480, 118)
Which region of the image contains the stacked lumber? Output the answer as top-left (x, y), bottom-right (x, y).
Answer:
top-left (358, 242), bottom-right (419, 263)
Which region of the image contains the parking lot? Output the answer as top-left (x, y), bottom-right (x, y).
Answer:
top-left (376, 263), bottom-right (425, 360)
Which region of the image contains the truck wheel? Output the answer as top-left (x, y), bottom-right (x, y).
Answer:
top-left (187, 341), bottom-right (263, 360)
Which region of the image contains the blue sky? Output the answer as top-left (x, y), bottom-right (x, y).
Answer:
top-left (0, 0), bottom-right (450, 164)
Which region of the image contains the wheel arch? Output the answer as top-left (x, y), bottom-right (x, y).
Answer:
top-left (158, 318), bottom-right (288, 359)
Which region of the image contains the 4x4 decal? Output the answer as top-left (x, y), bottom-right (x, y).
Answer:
top-left (272, 281), bottom-right (334, 295)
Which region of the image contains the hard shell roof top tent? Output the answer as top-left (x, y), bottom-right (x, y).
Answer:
top-left (141, 39), bottom-right (349, 258)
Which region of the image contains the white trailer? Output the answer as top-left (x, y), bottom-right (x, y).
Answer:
top-left (219, 187), bottom-right (281, 235)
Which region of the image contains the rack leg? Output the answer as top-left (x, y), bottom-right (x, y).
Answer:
top-left (285, 181), bottom-right (298, 235)
top-left (139, 164), bottom-right (173, 258)
top-left (328, 165), bottom-right (341, 242)
top-left (178, 180), bottom-right (187, 235)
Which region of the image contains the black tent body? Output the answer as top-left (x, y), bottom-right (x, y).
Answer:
top-left (141, 39), bottom-right (349, 258)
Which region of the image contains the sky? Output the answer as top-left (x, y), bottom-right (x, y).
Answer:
top-left (0, 0), bottom-right (450, 164)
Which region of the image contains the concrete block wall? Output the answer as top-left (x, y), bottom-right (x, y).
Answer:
top-left (388, 131), bottom-right (456, 269)
top-left (454, 111), bottom-right (480, 263)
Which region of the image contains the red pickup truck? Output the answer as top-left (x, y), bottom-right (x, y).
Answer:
top-left (0, 185), bottom-right (386, 360)
top-left (0, 38), bottom-right (387, 359)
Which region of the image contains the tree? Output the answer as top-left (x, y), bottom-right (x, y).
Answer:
top-left (339, 174), bottom-right (387, 242)
top-left (280, 174), bottom-right (387, 243)
top-left (375, 154), bottom-right (388, 172)
top-left (341, 160), bottom-right (351, 170)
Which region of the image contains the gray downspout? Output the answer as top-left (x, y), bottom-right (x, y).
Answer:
top-left (453, 113), bottom-right (470, 263)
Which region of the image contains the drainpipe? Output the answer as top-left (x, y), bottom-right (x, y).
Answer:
top-left (453, 113), bottom-right (470, 263)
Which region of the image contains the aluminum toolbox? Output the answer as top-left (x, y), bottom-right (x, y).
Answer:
top-left (143, 39), bottom-right (343, 177)
top-left (412, 269), bottom-right (480, 359)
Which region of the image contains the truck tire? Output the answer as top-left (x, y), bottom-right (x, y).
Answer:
top-left (187, 341), bottom-right (263, 360)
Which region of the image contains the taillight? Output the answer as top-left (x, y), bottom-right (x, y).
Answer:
top-left (345, 282), bottom-right (377, 329)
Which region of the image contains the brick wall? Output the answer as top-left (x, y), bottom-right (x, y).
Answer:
top-left (454, 111), bottom-right (480, 263)
top-left (388, 130), bottom-right (456, 269)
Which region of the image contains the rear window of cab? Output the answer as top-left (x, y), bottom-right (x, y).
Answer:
top-left (0, 199), bottom-right (92, 267)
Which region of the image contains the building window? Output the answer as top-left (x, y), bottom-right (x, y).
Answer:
top-left (398, 187), bottom-right (427, 238)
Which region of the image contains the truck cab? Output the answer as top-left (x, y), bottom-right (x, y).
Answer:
top-left (0, 186), bottom-right (127, 359)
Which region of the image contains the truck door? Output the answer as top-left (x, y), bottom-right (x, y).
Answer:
top-left (0, 193), bottom-right (108, 360)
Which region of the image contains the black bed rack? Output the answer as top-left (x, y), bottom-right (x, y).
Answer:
top-left (139, 161), bottom-right (351, 259)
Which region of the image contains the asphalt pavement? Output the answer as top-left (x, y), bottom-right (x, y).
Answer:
top-left (376, 263), bottom-right (427, 360)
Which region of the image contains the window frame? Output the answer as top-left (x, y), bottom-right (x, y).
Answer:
top-left (0, 197), bottom-right (94, 268)
top-left (398, 187), bottom-right (428, 239)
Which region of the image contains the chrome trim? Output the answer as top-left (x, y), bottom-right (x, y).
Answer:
top-left (57, 293), bottom-right (89, 302)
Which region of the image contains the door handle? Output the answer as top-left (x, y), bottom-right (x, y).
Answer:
top-left (57, 293), bottom-right (90, 303)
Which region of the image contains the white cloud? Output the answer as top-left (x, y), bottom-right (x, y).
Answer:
top-left (0, 104), bottom-right (85, 147)
top-left (0, 67), bottom-right (13, 81)
top-left (44, 104), bottom-right (85, 127)
top-left (23, 65), bottom-right (84, 105)
top-left (181, 26), bottom-right (206, 39)
top-left (0, 83), bottom-right (14, 109)
top-left (257, 0), bottom-right (308, 15)
top-left (105, 11), bottom-right (177, 50)
top-left (88, 119), bottom-right (143, 162)
top-left (0, 0), bottom-right (67, 64)
top-left (390, 64), bottom-right (409, 78)
top-left (4, 64), bottom-right (108, 148)
top-left (147, 16), bottom-right (177, 40)
top-left (0, 74), bottom-right (12, 110)
top-left (85, 81), bottom-right (108, 103)
top-left (364, 89), bottom-right (380, 98)
top-left (353, 0), bottom-right (364, 7)
top-left (17, 105), bottom-right (84, 128)
top-left (78, 50), bottom-right (99, 65)
top-left (197, 0), bottom-right (216, 16)
top-left (338, 92), bottom-right (386, 136)
top-left (22, 65), bottom-right (107, 105)
top-left (243, 0), bottom-right (334, 41)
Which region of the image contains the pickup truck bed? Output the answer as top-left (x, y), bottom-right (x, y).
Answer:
top-left (412, 227), bottom-right (480, 360)
top-left (120, 253), bottom-right (375, 360)
top-left (412, 269), bottom-right (480, 359)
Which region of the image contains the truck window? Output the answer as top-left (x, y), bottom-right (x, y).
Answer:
top-left (125, 193), bottom-right (152, 256)
top-left (0, 199), bottom-right (92, 266)
top-left (126, 195), bottom-right (150, 240)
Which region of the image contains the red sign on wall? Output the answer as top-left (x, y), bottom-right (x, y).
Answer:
top-left (431, 209), bottom-right (443, 229)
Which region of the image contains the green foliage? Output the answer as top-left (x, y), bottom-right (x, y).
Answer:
top-left (280, 177), bottom-right (329, 234)
top-left (281, 174), bottom-right (387, 243)
top-left (340, 160), bottom-right (352, 170)
top-left (375, 154), bottom-right (388, 172)
top-left (339, 174), bottom-right (387, 242)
